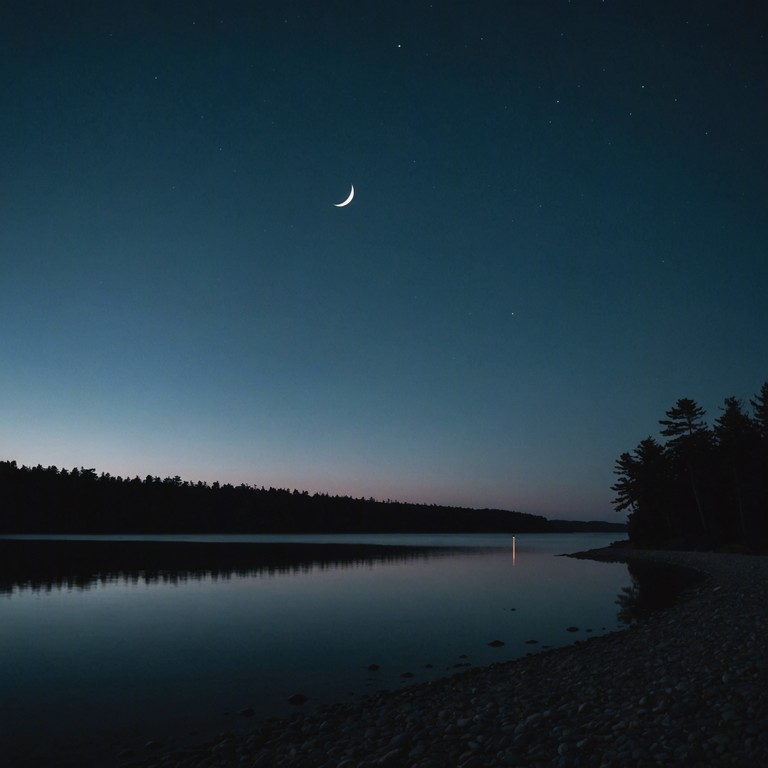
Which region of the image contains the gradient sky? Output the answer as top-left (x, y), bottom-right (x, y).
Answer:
top-left (2, 2), bottom-right (766, 519)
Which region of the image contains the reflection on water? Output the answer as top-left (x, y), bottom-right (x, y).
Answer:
top-left (0, 539), bottom-right (460, 594)
top-left (0, 533), bottom-right (631, 768)
top-left (615, 559), bottom-right (706, 624)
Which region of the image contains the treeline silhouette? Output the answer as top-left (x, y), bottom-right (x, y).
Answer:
top-left (612, 381), bottom-right (768, 550)
top-left (0, 460), bottom-right (553, 534)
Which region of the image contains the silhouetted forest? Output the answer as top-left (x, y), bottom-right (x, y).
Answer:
top-left (612, 381), bottom-right (768, 550)
top-left (0, 460), bottom-right (560, 534)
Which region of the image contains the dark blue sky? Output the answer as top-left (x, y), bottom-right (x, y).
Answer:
top-left (2, 1), bottom-right (766, 519)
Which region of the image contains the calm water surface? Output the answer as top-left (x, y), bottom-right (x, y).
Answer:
top-left (0, 532), bottom-right (629, 767)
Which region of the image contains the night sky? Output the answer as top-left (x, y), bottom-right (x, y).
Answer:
top-left (2, 2), bottom-right (766, 519)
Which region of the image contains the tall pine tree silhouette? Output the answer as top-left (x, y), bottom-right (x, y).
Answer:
top-left (659, 399), bottom-right (711, 539)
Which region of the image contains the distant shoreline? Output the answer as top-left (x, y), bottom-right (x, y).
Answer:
top-left (1, 459), bottom-right (626, 536)
top-left (127, 546), bottom-right (768, 767)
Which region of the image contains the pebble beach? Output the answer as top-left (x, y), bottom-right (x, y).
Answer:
top-left (128, 547), bottom-right (768, 768)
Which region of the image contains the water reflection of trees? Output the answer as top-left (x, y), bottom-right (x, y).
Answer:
top-left (0, 540), bottom-right (459, 594)
top-left (615, 560), bottom-right (705, 624)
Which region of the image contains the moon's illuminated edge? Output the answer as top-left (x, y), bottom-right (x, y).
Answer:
top-left (334, 185), bottom-right (355, 207)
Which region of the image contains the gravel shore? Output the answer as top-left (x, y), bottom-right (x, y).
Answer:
top-left (128, 547), bottom-right (768, 768)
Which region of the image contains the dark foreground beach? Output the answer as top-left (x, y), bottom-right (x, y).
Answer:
top-left (128, 548), bottom-right (768, 768)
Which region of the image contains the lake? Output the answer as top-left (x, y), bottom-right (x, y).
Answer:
top-left (0, 532), bottom-right (630, 767)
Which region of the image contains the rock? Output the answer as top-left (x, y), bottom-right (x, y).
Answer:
top-left (566, 626), bottom-right (579, 632)
top-left (144, 740), bottom-right (163, 751)
top-left (388, 732), bottom-right (408, 749)
top-left (525, 639), bottom-right (539, 644)
top-left (239, 706), bottom-right (255, 717)
top-left (409, 740), bottom-right (427, 758)
top-left (376, 748), bottom-right (403, 766)
top-left (488, 639), bottom-right (505, 647)
top-left (401, 671), bottom-right (415, 678)
top-left (367, 663), bottom-right (381, 671)
top-left (252, 748), bottom-right (276, 767)
top-left (287, 693), bottom-right (308, 705)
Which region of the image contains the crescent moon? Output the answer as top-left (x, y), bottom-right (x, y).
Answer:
top-left (334, 184), bottom-right (355, 207)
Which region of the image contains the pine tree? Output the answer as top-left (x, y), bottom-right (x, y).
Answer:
top-left (749, 381), bottom-right (768, 538)
top-left (750, 382), bottom-right (768, 440)
top-left (659, 398), bottom-right (711, 540)
top-left (612, 437), bottom-right (673, 543)
top-left (713, 397), bottom-right (760, 541)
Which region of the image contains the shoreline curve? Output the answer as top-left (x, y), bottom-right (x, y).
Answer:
top-left (128, 547), bottom-right (768, 767)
